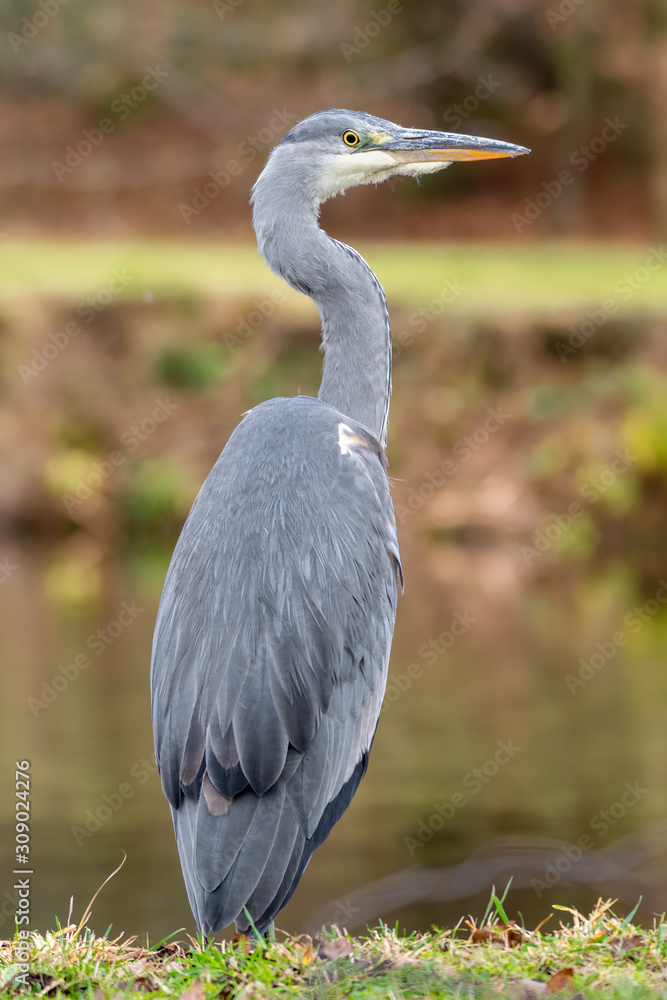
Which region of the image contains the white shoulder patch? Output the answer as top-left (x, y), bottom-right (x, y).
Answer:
top-left (338, 422), bottom-right (370, 456)
top-left (338, 422), bottom-right (354, 455)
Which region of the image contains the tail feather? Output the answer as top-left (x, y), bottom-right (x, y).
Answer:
top-left (194, 786), bottom-right (260, 893)
top-left (174, 778), bottom-right (311, 936)
top-left (242, 811), bottom-right (303, 929)
top-left (172, 800), bottom-right (204, 929)
top-left (244, 823), bottom-right (306, 934)
top-left (203, 784), bottom-right (287, 930)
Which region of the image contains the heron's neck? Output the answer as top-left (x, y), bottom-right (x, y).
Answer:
top-left (252, 167), bottom-right (391, 445)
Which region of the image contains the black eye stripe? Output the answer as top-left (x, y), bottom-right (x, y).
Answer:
top-left (343, 130), bottom-right (360, 146)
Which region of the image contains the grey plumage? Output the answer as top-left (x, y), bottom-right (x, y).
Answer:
top-left (150, 109), bottom-right (528, 936)
top-left (152, 399), bottom-right (400, 933)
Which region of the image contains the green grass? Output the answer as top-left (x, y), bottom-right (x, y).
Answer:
top-left (3, 240), bottom-right (667, 318)
top-left (3, 898), bottom-right (667, 998)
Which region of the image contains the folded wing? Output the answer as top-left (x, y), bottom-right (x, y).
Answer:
top-left (151, 395), bottom-right (401, 934)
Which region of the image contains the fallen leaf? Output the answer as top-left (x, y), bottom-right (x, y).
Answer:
top-left (471, 927), bottom-right (501, 945)
top-left (177, 981), bottom-right (205, 1000)
top-left (286, 934), bottom-right (314, 966)
top-left (154, 941), bottom-right (186, 958)
top-left (546, 968), bottom-right (574, 993)
top-left (501, 921), bottom-right (526, 947)
top-left (232, 932), bottom-right (250, 954)
top-left (164, 958), bottom-right (186, 972)
top-left (609, 934), bottom-right (646, 952)
top-left (129, 977), bottom-right (154, 993)
top-left (23, 973), bottom-right (60, 996)
top-left (127, 958), bottom-right (150, 975)
top-left (318, 936), bottom-right (353, 960)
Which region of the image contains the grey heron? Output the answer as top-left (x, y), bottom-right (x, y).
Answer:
top-left (151, 109), bottom-right (528, 937)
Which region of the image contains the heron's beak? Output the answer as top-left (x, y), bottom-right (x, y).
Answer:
top-left (317, 123), bottom-right (529, 199)
top-left (366, 128), bottom-right (530, 164)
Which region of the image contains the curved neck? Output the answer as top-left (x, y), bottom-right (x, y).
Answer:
top-left (251, 155), bottom-right (391, 445)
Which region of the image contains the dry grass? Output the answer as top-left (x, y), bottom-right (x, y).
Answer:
top-left (3, 896), bottom-right (667, 998)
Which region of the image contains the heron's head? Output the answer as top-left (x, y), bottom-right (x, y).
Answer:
top-left (271, 108), bottom-right (529, 203)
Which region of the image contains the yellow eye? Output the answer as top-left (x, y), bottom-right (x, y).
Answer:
top-left (343, 130), bottom-right (360, 147)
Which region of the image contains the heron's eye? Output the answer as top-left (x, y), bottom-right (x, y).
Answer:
top-left (343, 130), bottom-right (360, 147)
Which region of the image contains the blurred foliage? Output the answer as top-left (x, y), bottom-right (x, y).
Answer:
top-left (2, 244), bottom-right (666, 596)
top-left (1, 0), bottom-right (666, 237)
top-left (154, 343), bottom-right (228, 390)
top-left (622, 380), bottom-right (667, 473)
top-left (249, 343), bottom-right (322, 405)
top-left (120, 457), bottom-right (194, 542)
top-left (43, 546), bottom-right (103, 609)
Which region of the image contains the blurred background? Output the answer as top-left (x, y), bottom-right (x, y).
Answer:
top-left (2, 0), bottom-right (667, 943)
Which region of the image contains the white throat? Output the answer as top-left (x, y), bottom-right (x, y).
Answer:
top-left (317, 149), bottom-right (451, 200)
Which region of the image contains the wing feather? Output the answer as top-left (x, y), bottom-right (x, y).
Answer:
top-left (151, 395), bottom-right (400, 934)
